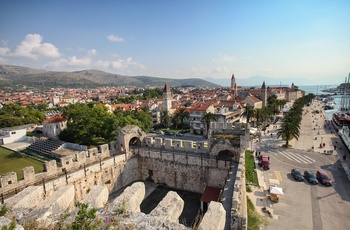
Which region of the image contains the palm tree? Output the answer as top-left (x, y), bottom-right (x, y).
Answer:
top-left (277, 99), bottom-right (288, 111)
top-left (201, 112), bottom-right (216, 135)
top-left (277, 120), bottom-right (300, 147)
top-left (161, 110), bottom-right (171, 128)
top-left (277, 107), bottom-right (302, 147)
top-left (174, 107), bottom-right (190, 131)
top-left (241, 104), bottom-right (254, 126)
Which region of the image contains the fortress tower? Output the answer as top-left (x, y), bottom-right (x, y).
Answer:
top-left (261, 81), bottom-right (267, 107)
top-left (231, 73), bottom-right (237, 96)
top-left (163, 82), bottom-right (172, 112)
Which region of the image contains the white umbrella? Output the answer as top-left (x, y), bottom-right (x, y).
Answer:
top-left (270, 186), bottom-right (284, 195)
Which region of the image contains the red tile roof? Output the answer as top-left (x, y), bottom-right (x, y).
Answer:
top-left (43, 114), bottom-right (66, 123)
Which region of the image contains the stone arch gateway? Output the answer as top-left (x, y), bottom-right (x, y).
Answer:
top-left (210, 141), bottom-right (240, 162)
top-left (115, 125), bottom-right (147, 154)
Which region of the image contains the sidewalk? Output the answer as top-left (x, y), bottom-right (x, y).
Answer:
top-left (248, 99), bottom-right (350, 220)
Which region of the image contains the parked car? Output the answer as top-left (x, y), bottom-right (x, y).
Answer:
top-left (304, 170), bottom-right (318, 185)
top-left (175, 132), bottom-right (183, 137)
top-left (316, 170), bottom-right (332, 186)
top-left (164, 130), bottom-right (173, 136)
top-left (258, 156), bottom-right (270, 170)
top-left (149, 129), bottom-right (156, 133)
top-left (156, 130), bottom-right (164, 134)
top-left (291, 168), bottom-right (304, 181)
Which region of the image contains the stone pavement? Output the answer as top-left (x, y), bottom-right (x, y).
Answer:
top-left (248, 98), bottom-right (350, 220)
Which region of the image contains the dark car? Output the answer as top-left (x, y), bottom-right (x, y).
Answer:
top-left (304, 170), bottom-right (318, 185)
top-left (291, 168), bottom-right (304, 181)
top-left (175, 132), bottom-right (183, 137)
top-left (316, 170), bottom-right (332, 186)
top-left (258, 156), bottom-right (270, 170)
top-left (164, 130), bottom-right (173, 136)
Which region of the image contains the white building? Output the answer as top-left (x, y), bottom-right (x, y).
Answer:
top-left (0, 124), bottom-right (35, 145)
top-left (42, 114), bottom-right (67, 139)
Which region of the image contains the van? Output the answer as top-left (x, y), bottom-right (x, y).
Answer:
top-left (258, 156), bottom-right (270, 170)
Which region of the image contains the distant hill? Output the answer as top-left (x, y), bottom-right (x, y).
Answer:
top-left (0, 65), bottom-right (219, 89)
top-left (204, 76), bottom-right (313, 87)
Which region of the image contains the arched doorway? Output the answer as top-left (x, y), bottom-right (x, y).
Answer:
top-left (217, 149), bottom-right (236, 161)
top-left (129, 137), bottom-right (141, 147)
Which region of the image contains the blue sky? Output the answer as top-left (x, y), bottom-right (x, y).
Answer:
top-left (0, 0), bottom-right (349, 86)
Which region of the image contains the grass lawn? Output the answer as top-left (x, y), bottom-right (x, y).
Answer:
top-left (245, 150), bottom-right (259, 186)
top-left (0, 147), bottom-right (44, 180)
top-left (247, 196), bottom-right (268, 230)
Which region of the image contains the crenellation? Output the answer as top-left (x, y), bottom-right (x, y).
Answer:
top-left (184, 140), bottom-right (193, 150)
top-left (164, 138), bottom-right (172, 149)
top-left (98, 144), bottom-right (110, 157)
top-left (22, 166), bottom-right (35, 180)
top-left (0, 172), bottom-right (17, 189)
top-left (154, 137), bottom-right (163, 148)
top-left (1, 125), bottom-right (246, 229)
top-left (88, 147), bottom-right (99, 158)
top-left (43, 160), bottom-right (58, 175)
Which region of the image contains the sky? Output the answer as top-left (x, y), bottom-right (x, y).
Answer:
top-left (0, 0), bottom-right (349, 86)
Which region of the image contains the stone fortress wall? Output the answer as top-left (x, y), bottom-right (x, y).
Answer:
top-left (0, 124), bottom-right (249, 229)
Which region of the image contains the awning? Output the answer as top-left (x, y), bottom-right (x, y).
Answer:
top-left (200, 186), bottom-right (222, 203)
top-left (270, 186), bottom-right (284, 195)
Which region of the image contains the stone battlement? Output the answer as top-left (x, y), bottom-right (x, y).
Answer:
top-left (0, 143), bottom-right (111, 195)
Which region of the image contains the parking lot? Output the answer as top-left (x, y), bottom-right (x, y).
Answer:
top-left (260, 148), bottom-right (350, 230)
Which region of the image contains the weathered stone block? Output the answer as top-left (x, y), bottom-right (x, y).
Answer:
top-left (82, 185), bottom-right (109, 208)
top-left (198, 201), bottom-right (225, 230)
top-left (5, 186), bottom-right (44, 210)
top-left (29, 185), bottom-right (75, 223)
top-left (0, 216), bottom-right (24, 230)
top-left (110, 182), bottom-right (145, 212)
top-left (149, 191), bottom-right (184, 223)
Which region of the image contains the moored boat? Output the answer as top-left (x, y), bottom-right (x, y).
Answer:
top-left (332, 73), bottom-right (350, 131)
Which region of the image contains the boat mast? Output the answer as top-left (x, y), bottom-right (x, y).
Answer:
top-left (346, 74), bottom-right (350, 112)
top-left (340, 74), bottom-right (350, 112)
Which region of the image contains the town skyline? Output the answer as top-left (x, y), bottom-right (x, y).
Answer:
top-left (1, 1), bottom-right (349, 85)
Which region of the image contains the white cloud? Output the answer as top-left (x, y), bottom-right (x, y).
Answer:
top-left (44, 49), bottom-right (96, 69)
top-left (94, 57), bottom-right (146, 75)
top-left (14, 34), bottom-right (61, 59)
top-left (0, 34), bottom-right (61, 60)
top-left (212, 54), bottom-right (236, 63)
top-left (0, 40), bottom-right (8, 46)
top-left (212, 66), bottom-right (229, 73)
top-left (87, 49), bottom-right (97, 56)
top-left (0, 47), bottom-right (10, 56)
top-left (107, 34), bottom-right (125, 42)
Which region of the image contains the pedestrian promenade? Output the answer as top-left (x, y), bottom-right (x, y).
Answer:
top-left (248, 99), bottom-right (350, 220)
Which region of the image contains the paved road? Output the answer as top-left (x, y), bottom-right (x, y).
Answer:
top-left (260, 147), bottom-right (350, 230)
top-left (252, 99), bottom-right (350, 230)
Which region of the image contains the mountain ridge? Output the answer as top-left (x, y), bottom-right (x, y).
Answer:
top-left (0, 65), bottom-right (219, 89)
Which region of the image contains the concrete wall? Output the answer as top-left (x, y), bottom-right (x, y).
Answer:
top-left (0, 128), bottom-right (27, 144)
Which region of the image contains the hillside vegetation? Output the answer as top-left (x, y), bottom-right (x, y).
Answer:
top-left (0, 65), bottom-right (219, 90)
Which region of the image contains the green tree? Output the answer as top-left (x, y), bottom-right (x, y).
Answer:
top-left (276, 117), bottom-right (300, 147)
top-left (174, 107), bottom-right (190, 131)
top-left (0, 104), bottom-right (45, 128)
top-left (201, 112), bottom-right (216, 134)
top-left (241, 104), bottom-right (254, 126)
top-left (161, 110), bottom-right (172, 128)
top-left (36, 103), bottom-right (48, 111)
top-left (71, 203), bottom-right (100, 230)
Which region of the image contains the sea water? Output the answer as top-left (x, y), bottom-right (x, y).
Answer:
top-left (298, 85), bottom-right (339, 120)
